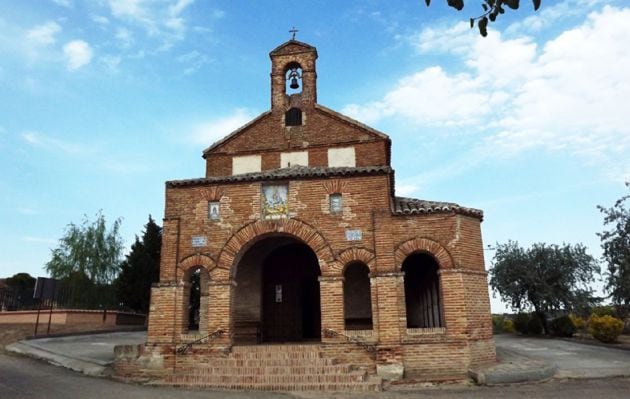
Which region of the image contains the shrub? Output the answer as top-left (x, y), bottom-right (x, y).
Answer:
top-left (591, 306), bottom-right (616, 318)
top-left (527, 314), bottom-right (543, 335)
top-left (588, 314), bottom-right (624, 343)
top-left (492, 315), bottom-right (505, 334)
top-left (513, 313), bottom-right (530, 334)
top-left (503, 318), bottom-right (515, 333)
top-left (569, 313), bottom-right (586, 332)
top-left (550, 315), bottom-right (576, 337)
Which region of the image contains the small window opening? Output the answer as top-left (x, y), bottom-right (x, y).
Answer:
top-left (330, 193), bottom-right (342, 214)
top-left (285, 108), bottom-right (302, 126)
top-left (188, 269), bottom-right (201, 331)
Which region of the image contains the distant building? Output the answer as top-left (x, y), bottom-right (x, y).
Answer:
top-left (116, 38), bottom-right (495, 390)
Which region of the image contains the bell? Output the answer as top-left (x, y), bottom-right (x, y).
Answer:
top-left (290, 77), bottom-right (299, 89)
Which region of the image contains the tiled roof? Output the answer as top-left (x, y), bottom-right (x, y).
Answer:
top-left (393, 197), bottom-right (483, 220)
top-left (166, 165), bottom-right (392, 188)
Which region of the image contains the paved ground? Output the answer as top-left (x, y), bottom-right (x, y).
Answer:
top-left (11, 332), bottom-right (630, 382)
top-left (2, 352), bottom-right (630, 399)
top-left (494, 334), bottom-right (630, 379)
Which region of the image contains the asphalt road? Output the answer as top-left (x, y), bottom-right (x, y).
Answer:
top-left (494, 334), bottom-right (630, 378)
top-left (2, 352), bottom-right (630, 399)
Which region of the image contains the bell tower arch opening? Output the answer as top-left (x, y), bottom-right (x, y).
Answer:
top-left (233, 235), bottom-right (321, 344)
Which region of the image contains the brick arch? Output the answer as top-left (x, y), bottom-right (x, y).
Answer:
top-left (217, 218), bottom-right (335, 277)
top-left (333, 247), bottom-right (376, 275)
top-left (394, 237), bottom-right (454, 270)
top-left (179, 253), bottom-right (215, 274)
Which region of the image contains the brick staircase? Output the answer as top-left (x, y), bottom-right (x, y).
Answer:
top-left (163, 344), bottom-right (382, 391)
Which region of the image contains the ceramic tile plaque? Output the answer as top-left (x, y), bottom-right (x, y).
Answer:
top-left (262, 184), bottom-right (288, 219)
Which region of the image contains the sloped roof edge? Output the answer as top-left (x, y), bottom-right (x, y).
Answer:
top-left (314, 104), bottom-right (390, 141)
top-left (167, 165), bottom-right (392, 187)
top-left (269, 39), bottom-right (317, 56)
top-left (393, 196), bottom-right (484, 221)
top-left (202, 111), bottom-right (272, 157)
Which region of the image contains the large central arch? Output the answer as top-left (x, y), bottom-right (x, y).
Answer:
top-left (232, 234), bottom-right (321, 343)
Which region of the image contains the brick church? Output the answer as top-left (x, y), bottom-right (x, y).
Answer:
top-left (115, 38), bottom-right (495, 391)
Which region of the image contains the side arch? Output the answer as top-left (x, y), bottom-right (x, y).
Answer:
top-left (333, 247), bottom-right (376, 275)
top-left (178, 253), bottom-right (216, 275)
top-left (217, 218), bottom-right (335, 277)
top-left (394, 237), bottom-right (454, 270)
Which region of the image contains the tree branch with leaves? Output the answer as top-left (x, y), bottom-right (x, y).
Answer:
top-left (424, 0), bottom-right (542, 36)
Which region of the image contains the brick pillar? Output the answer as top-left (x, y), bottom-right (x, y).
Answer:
top-left (208, 279), bottom-right (236, 346)
top-left (319, 276), bottom-right (344, 343)
top-left (146, 282), bottom-right (181, 345)
top-left (199, 292), bottom-right (209, 335)
top-left (439, 269), bottom-right (469, 340)
top-left (372, 272), bottom-right (405, 380)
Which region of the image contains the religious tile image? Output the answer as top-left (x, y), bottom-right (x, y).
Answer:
top-left (262, 184), bottom-right (288, 219)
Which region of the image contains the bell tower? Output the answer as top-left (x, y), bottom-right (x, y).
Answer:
top-left (269, 35), bottom-right (318, 112)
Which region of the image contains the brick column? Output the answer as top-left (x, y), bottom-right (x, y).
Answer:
top-left (199, 292), bottom-right (209, 335)
top-left (372, 272), bottom-right (405, 381)
top-left (319, 276), bottom-right (344, 343)
top-left (146, 282), bottom-right (181, 345)
top-left (207, 279), bottom-right (236, 346)
top-left (439, 269), bottom-right (469, 340)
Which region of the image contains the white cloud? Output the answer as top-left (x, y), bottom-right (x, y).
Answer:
top-left (346, 6), bottom-right (630, 180)
top-left (101, 55), bottom-right (121, 72)
top-left (22, 236), bottom-right (56, 244)
top-left (51, 0), bottom-right (72, 7)
top-left (21, 131), bottom-right (93, 155)
top-left (188, 109), bottom-right (257, 145)
top-left (26, 21), bottom-right (62, 46)
top-left (176, 50), bottom-right (210, 75)
top-left (63, 40), bottom-right (93, 70)
top-left (506, 0), bottom-right (605, 35)
top-left (115, 27), bottom-right (134, 47)
top-left (91, 15), bottom-right (110, 26)
top-left (17, 207), bottom-right (38, 215)
top-left (106, 0), bottom-right (197, 48)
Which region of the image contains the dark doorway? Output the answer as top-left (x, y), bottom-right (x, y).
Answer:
top-left (262, 242), bottom-right (321, 342)
top-left (402, 253), bottom-right (443, 328)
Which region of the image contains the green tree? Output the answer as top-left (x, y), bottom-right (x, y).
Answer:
top-left (5, 272), bottom-right (36, 294)
top-left (115, 216), bottom-right (162, 313)
top-left (424, 0), bottom-right (542, 37)
top-left (489, 241), bottom-right (600, 334)
top-left (598, 183), bottom-right (630, 313)
top-left (46, 211), bottom-right (123, 284)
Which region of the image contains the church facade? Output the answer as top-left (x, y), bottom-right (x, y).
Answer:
top-left (114, 39), bottom-right (495, 390)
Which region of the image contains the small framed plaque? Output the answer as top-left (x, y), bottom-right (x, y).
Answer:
top-left (192, 235), bottom-right (207, 247)
top-left (345, 229), bottom-right (362, 241)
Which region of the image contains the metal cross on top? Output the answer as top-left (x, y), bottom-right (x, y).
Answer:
top-left (289, 27), bottom-right (298, 40)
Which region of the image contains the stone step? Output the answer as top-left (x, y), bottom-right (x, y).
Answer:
top-left (165, 370), bottom-right (369, 385)
top-left (182, 357), bottom-right (337, 368)
top-left (157, 380), bottom-right (382, 392)
top-left (181, 364), bottom-right (353, 376)
top-left (231, 344), bottom-right (322, 353)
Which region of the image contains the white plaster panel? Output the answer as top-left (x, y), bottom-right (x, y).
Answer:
top-left (328, 147), bottom-right (356, 167)
top-left (232, 155), bottom-right (262, 175)
top-left (280, 151), bottom-right (308, 168)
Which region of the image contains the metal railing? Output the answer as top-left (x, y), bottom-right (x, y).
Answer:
top-left (323, 328), bottom-right (376, 354)
top-left (176, 328), bottom-right (226, 355)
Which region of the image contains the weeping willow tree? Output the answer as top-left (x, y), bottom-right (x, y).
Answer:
top-left (46, 211), bottom-right (123, 308)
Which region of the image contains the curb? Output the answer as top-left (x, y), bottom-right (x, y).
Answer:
top-left (469, 363), bottom-right (557, 385)
top-left (5, 341), bottom-right (111, 377)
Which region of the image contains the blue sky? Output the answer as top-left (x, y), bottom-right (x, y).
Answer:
top-left (1, 0), bottom-right (628, 313)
